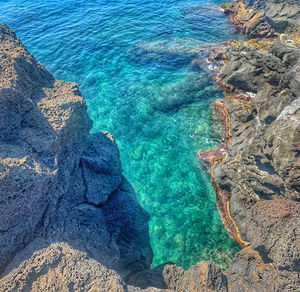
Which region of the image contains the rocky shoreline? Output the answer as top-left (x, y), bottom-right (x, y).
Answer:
top-left (0, 0), bottom-right (299, 291)
top-left (198, 0), bottom-right (300, 290)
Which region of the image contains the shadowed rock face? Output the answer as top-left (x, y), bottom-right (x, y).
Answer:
top-left (0, 23), bottom-right (92, 271)
top-left (0, 22), bottom-right (153, 278)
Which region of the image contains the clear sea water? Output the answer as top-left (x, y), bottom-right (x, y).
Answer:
top-left (1, 0), bottom-right (241, 269)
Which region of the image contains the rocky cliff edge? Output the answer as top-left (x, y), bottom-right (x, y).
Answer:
top-left (0, 22), bottom-right (153, 284)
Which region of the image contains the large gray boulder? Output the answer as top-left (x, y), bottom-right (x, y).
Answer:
top-left (0, 23), bottom-right (91, 270)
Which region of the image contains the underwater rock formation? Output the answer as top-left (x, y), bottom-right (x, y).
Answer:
top-left (128, 37), bottom-right (209, 68)
top-left (151, 74), bottom-right (215, 112)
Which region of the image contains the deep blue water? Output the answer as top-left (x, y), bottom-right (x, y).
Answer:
top-left (1, 0), bottom-right (242, 269)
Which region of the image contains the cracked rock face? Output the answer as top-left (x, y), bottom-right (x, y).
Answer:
top-left (215, 34), bottom-right (300, 239)
top-left (0, 22), bottom-right (153, 278)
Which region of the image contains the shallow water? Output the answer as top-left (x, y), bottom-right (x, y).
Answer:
top-left (1, 0), bottom-right (242, 269)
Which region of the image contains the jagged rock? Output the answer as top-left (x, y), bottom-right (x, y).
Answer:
top-left (197, 3), bottom-right (300, 290)
top-left (0, 22), bottom-right (91, 270)
top-left (0, 22), bottom-right (153, 279)
top-left (127, 261), bottom-right (229, 292)
top-left (194, 2), bottom-right (300, 290)
top-left (246, 200), bottom-right (300, 271)
top-left (180, 262), bottom-right (228, 292)
top-left (213, 31), bottom-right (300, 240)
top-left (127, 262), bottom-right (184, 290)
top-left (226, 246), bottom-right (279, 292)
top-left (81, 132), bottom-right (122, 205)
top-left (224, 200), bottom-right (300, 291)
top-left (225, 0), bottom-right (300, 37)
top-left (226, 244), bottom-right (300, 291)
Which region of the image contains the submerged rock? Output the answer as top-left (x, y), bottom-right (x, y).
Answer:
top-left (151, 74), bottom-right (215, 112)
top-left (128, 37), bottom-right (212, 68)
top-left (179, 1), bottom-right (228, 30)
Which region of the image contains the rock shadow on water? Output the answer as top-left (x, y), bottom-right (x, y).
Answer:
top-left (178, 1), bottom-right (225, 17)
top-left (149, 24), bottom-right (175, 37)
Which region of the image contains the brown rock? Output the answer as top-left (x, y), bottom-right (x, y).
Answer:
top-left (180, 262), bottom-right (228, 292)
top-left (226, 246), bottom-right (279, 292)
top-left (226, 0), bottom-right (300, 37)
top-left (0, 242), bottom-right (125, 292)
top-left (246, 200), bottom-right (300, 271)
top-left (127, 262), bottom-right (184, 291)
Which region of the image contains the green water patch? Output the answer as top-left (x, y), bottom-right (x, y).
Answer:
top-left (88, 68), bottom-right (240, 269)
top-left (1, 0), bottom-right (242, 270)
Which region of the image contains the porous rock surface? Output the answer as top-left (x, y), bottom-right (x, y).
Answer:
top-left (0, 242), bottom-right (125, 292)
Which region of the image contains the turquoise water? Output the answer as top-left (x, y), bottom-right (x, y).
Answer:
top-left (1, 0), bottom-right (241, 269)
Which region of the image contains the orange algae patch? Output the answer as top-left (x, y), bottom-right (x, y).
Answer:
top-left (243, 37), bottom-right (276, 51)
top-left (216, 76), bottom-right (235, 92)
top-left (198, 100), bottom-right (248, 248)
top-left (228, 1), bottom-right (255, 27)
top-left (226, 202), bottom-right (249, 247)
top-left (293, 37), bottom-right (300, 43)
top-left (249, 12), bottom-right (261, 23)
